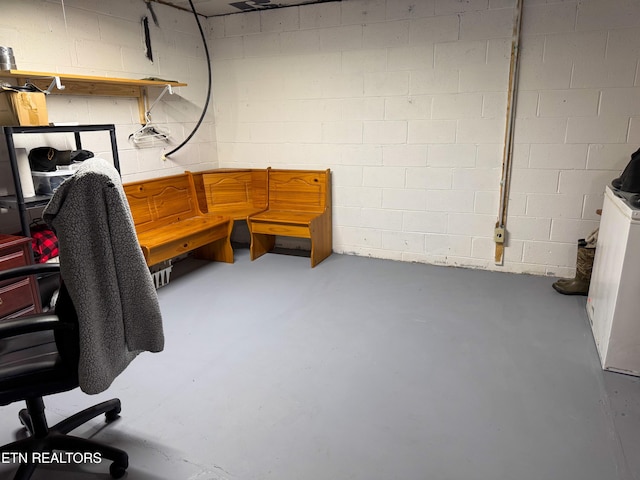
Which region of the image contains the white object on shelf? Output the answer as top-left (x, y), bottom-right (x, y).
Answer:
top-left (31, 163), bottom-right (80, 195)
top-left (15, 148), bottom-right (35, 197)
top-left (587, 186), bottom-right (640, 376)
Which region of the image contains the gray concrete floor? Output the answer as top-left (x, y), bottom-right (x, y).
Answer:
top-left (0, 249), bottom-right (638, 479)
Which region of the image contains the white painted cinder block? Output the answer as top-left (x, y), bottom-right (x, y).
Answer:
top-left (428, 144), bottom-right (477, 167)
top-left (383, 145), bottom-right (428, 166)
top-left (599, 88), bottom-right (640, 117)
top-left (587, 144), bottom-right (636, 171)
top-left (510, 169), bottom-right (560, 194)
top-left (506, 216), bottom-right (552, 242)
top-left (260, 6), bottom-right (299, 32)
top-left (364, 121), bottom-right (408, 144)
top-left (336, 227), bottom-right (383, 248)
top-left (405, 167), bottom-right (452, 190)
top-left (459, 64), bottom-right (510, 93)
top-left (280, 30), bottom-right (321, 56)
top-left (363, 166), bottom-right (406, 188)
top-left (341, 98), bottom-right (386, 120)
top-left (408, 120), bottom-right (457, 144)
top-left (382, 188), bottom-right (427, 210)
top-left (452, 168), bottom-right (500, 191)
top-left (361, 208), bottom-right (404, 230)
top-left (447, 212), bottom-right (495, 237)
top-left (382, 231), bottom-right (426, 254)
top-left (521, 2), bottom-right (577, 36)
top-left (426, 190), bottom-right (475, 212)
top-left (457, 118), bottom-right (505, 144)
top-left (528, 144), bottom-right (588, 170)
top-left (225, 11), bottom-right (260, 36)
top-left (513, 117), bottom-right (567, 144)
top-left (387, 46), bottom-right (435, 71)
top-left (432, 93), bottom-right (483, 119)
top-left (331, 166), bottom-right (364, 187)
top-left (322, 121), bottom-right (363, 144)
top-left (576, 0), bottom-right (640, 31)
top-left (409, 15), bottom-right (459, 44)
top-left (558, 170), bottom-right (619, 195)
top-left (572, 57), bottom-right (636, 89)
top-left (403, 212), bottom-right (448, 234)
top-left (629, 118), bottom-right (640, 145)
top-left (334, 186), bottom-right (383, 208)
top-left (300, 2), bottom-right (341, 29)
top-left (435, 40), bottom-right (488, 69)
top-left (409, 68), bottom-right (460, 95)
top-left (550, 218), bottom-right (600, 243)
top-left (387, 0), bottom-right (436, 20)
top-left (364, 71), bottom-right (410, 96)
top-left (526, 194), bottom-right (584, 220)
top-left (474, 191), bottom-right (498, 214)
top-left (342, 49), bottom-right (387, 73)
top-left (341, 0), bottom-right (387, 25)
top-left (522, 241), bottom-right (576, 268)
top-left (565, 117), bottom-right (629, 144)
top-left (459, 8), bottom-right (514, 41)
top-left (363, 20), bottom-right (410, 48)
top-left (384, 96), bottom-right (432, 120)
top-left (538, 89), bottom-right (600, 118)
top-left (319, 25), bottom-right (363, 51)
top-left (435, 0), bottom-right (490, 15)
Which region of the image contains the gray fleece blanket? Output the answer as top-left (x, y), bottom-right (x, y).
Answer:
top-left (43, 158), bottom-right (164, 394)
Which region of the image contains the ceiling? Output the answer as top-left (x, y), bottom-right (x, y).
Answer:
top-left (156, 0), bottom-right (336, 17)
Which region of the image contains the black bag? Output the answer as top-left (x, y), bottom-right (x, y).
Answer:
top-left (28, 147), bottom-right (94, 172)
top-left (28, 147), bottom-right (71, 172)
top-left (612, 147), bottom-right (640, 193)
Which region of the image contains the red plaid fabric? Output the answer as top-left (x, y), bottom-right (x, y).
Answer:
top-left (30, 224), bottom-right (59, 263)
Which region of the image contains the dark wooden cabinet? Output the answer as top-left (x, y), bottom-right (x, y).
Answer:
top-left (0, 234), bottom-right (41, 320)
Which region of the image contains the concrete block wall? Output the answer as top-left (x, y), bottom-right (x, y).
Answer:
top-left (211, 0), bottom-right (640, 276)
top-left (0, 0), bottom-right (217, 232)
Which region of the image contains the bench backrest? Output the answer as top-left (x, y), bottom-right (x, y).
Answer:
top-left (202, 169), bottom-right (268, 211)
top-left (267, 169), bottom-right (330, 213)
top-left (123, 173), bottom-right (201, 234)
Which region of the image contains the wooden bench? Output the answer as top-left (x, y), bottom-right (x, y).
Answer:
top-left (123, 173), bottom-right (233, 267)
top-left (189, 168), bottom-right (269, 221)
top-left (247, 168), bottom-right (332, 268)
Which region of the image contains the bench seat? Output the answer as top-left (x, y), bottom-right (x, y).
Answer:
top-left (135, 214), bottom-right (231, 267)
top-left (124, 173), bottom-right (233, 267)
top-left (247, 169), bottom-right (332, 267)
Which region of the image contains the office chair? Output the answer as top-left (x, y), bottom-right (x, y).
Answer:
top-left (0, 264), bottom-right (128, 479)
top-left (0, 157), bottom-right (163, 479)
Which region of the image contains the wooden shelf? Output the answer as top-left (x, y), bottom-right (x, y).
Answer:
top-left (0, 70), bottom-right (187, 124)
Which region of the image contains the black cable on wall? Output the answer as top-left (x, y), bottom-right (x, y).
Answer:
top-left (164, 0), bottom-right (212, 158)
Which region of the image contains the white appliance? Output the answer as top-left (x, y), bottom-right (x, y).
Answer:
top-left (587, 185), bottom-right (640, 376)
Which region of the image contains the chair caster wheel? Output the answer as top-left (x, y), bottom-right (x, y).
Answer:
top-left (110, 462), bottom-right (127, 478)
top-left (105, 405), bottom-right (121, 423)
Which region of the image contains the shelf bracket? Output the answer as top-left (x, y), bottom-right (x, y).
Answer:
top-left (141, 84), bottom-right (174, 124)
top-left (45, 76), bottom-right (66, 94)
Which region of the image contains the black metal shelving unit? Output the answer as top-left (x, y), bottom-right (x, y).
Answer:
top-left (1, 124), bottom-right (121, 237)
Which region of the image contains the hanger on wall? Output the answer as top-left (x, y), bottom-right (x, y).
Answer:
top-left (128, 84), bottom-right (173, 147)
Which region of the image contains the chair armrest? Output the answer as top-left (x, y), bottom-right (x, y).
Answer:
top-left (0, 264), bottom-right (60, 283)
top-left (0, 315), bottom-right (73, 340)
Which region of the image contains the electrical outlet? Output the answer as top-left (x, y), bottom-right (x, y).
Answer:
top-left (494, 227), bottom-right (505, 244)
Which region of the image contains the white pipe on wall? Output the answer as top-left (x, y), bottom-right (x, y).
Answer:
top-left (495, 0), bottom-right (524, 265)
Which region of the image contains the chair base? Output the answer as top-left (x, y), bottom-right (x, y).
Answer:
top-left (0, 397), bottom-right (128, 480)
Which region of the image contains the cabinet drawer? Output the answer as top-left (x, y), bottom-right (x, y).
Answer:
top-left (0, 249), bottom-right (29, 271)
top-left (0, 278), bottom-right (36, 319)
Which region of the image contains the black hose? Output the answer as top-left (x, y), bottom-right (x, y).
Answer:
top-left (164, 0), bottom-right (211, 158)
